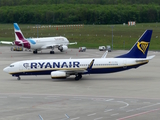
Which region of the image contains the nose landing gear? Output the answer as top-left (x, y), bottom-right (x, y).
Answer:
top-left (50, 51), bottom-right (55, 54)
top-left (33, 50), bottom-right (37, 54)
top-left (12, 75), bottom-right (21, 80)
top-left (17, 76), bottom-right (21, 80)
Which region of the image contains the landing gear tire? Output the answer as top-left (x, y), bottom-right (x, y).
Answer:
top-left (75, 74), bottom-right (82, 80)
top-left (50, 51), bottom-right (54, 54)
top-left (17, 76), bottom-right (21, 80)
top-left (33, 50), bottom-right (37, 54)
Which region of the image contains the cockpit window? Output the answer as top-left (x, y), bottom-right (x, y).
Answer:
top-left (10, 65), bottom-right (14, 67)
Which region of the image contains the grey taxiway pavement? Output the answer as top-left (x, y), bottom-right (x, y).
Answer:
top-left (0, 46), bottom-right (160, 120)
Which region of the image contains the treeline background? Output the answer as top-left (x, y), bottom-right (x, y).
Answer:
top-left (1, 0), bottom-right (160, 6)
top-left (0, 0), bottom-right (160, 24)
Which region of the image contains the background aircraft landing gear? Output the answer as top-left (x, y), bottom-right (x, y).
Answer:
top-left (17, 76), bottom-right (21, 80)
top-left (50, 51), bottom-right (54, 54)
top-left (75, 74), bottom-right (82, 80)
top-left (50, 47), bottom-right (55, 54)
top-left (33, 50), bottom-right (37, 54)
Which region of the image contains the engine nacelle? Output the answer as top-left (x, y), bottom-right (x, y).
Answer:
top-left (51, 71), bottom-right (67, 79)
top-left (58, 45), bottom-right (68, 52)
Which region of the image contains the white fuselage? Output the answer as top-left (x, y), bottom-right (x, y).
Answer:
top-left (27, 36), bottom-right (69, 50)
top-left (3, 58), bottom-right (148, 76)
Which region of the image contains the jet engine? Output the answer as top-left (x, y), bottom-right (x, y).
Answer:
top-left (51, 71), bottom-right (67, 79)
top-left (58, 45), bottom-right (68, 52)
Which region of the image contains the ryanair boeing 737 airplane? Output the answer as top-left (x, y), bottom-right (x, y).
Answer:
top-left (3, 30), bottom-right (155, 80)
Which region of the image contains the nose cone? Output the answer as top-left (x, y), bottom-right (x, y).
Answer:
top-left (3, 67), bottom-right (9, 73)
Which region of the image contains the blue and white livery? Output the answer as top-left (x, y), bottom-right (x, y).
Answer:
top-left (3, 30), bottom-right (155, 80)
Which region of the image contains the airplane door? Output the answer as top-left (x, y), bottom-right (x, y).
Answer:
top-left (19, 63), bottom-right (23, 71)
top-left (123, 60), bottom-right (127, 69)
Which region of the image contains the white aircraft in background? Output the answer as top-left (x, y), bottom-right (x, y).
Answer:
top-left (3, 30), bottom-right (154, 80)
top-left (0, 23), bottom-right (77, 54)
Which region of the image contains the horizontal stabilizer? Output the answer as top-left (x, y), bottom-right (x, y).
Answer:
top-left (0, 41), bottom-right (14, 45)
top-left (136, 55), bottom-right (155, 63)
top-left (146, 55), bottom-right (155, 60)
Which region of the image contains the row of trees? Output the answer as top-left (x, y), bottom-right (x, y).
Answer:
top-left (0, 4), bottom-right (160, 24)
top-left (1, 0), bottom-right (160, 6)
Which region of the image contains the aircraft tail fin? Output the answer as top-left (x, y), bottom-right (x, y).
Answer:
top-left (116, 30), bottom-right (152, 58)
top-left (14, 23), bottom-right (25, 40)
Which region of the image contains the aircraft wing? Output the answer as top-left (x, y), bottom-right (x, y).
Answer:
top-left (0, 41), bottom-right (14, 45)
top-left (41, 42), bottom-right (77, 49)
top-left (61, 68), bottom-right (88, 74)
top-left (68, 42), bottom-right (77, 45)
top-left (58, 59), bottom-right (95, 75)
top-left (41, 44), bottom-right (57, 49)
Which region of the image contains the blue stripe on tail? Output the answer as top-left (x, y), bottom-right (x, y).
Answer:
top-left (116, 30), bottom-right (152, 58)
top-left (14, 23), bottom-right (20, 30)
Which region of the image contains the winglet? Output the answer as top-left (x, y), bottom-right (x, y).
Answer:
top-left (101, 50), bottom-right (108, 58)
top-left (38, 115), bottom-right (43, 120)
top-left (87, 59), bottom-right (95, 71)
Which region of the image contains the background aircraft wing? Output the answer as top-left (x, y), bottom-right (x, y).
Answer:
top-left (0, 41), bottom-right (14, 45)
top-left (41, 42), bottom-right (77, 49)
top-left (67, 42), bottom-right (77, 45)
top-left (146, 55), bottom-right (155, 60)
top-left (41, 44), bottom-right (58, 49)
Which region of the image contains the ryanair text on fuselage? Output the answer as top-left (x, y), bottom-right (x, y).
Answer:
top-left (23, 61), bottom-right (80, 69)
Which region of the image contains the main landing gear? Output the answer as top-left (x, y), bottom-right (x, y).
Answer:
top-left (75, 74), bottom-right (82, 80)
top-left (50, 47), bottom-right (55, 54)
top-left (33, 50), bottom-right (37, 54)
top-left (50, 51), bottom-right (54, 54)
top-left (17, 76), bottom-right (21, 80)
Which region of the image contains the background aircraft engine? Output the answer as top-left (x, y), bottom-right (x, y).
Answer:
top-left (51, 71), bottom-right (67, 79)
top-left (58, 45), bottom-right (68, 52)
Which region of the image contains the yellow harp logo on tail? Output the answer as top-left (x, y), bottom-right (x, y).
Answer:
top-left (137, 41), bottom-right (149, 54)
